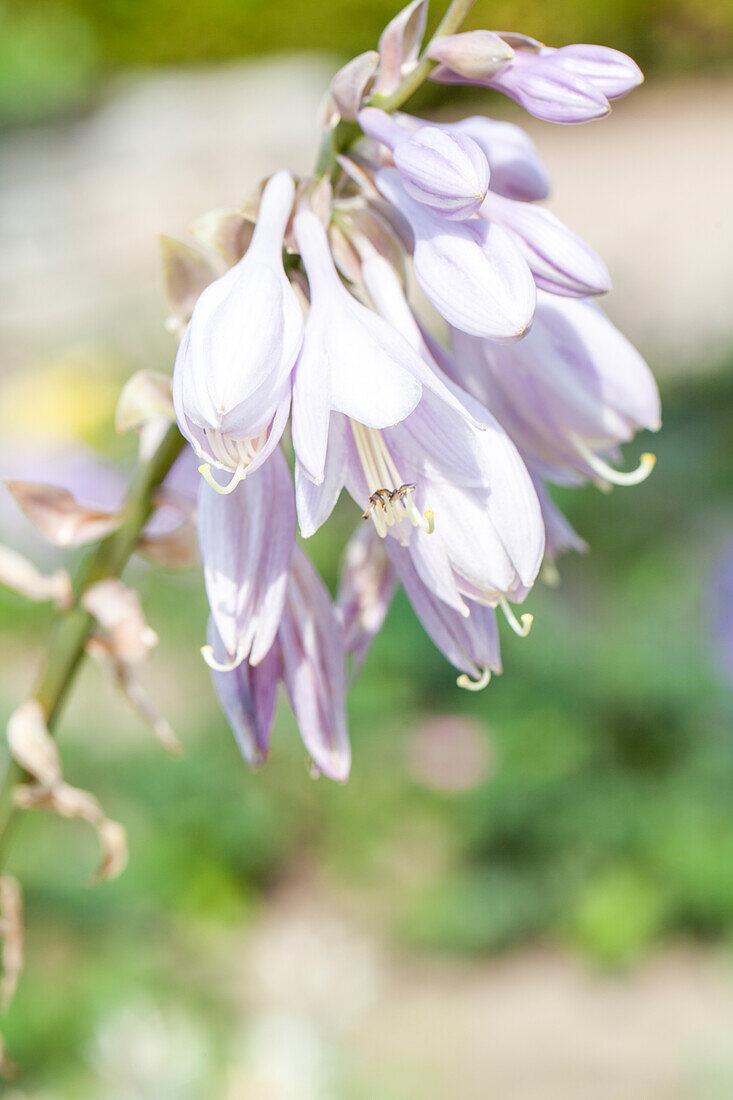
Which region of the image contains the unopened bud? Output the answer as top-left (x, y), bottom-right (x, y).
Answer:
top-left (393, 126), bottom-right (490, 219)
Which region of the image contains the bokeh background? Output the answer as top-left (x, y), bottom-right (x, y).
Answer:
top-left (1, 1), bottom-right (733, 1097)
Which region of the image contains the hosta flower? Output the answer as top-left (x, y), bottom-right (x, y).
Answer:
top-left (431, 33), bottom-right (643, 123)
top-left (447, 293), bottom-right (661, 486)
top-left (338, 525), bottom-right (503, 690)
top-left (291, 208), bottom-right (477, 486)
top-left (36, 1), bottom-right (651, 784)
top-left (478, 189), bottom-right (610, 298)
top-left (358, 107), bottom-right (490, 219)
top-left (375, 168), bottom-right (536, 341)
top-left (172, 170), bottom-right (303, 495)
top-left (295, 245), bottom-right (544, 620)
top-left (208, 546), bottom-right (350, 780)
top-left (198, 448), bottom-right (295, 672)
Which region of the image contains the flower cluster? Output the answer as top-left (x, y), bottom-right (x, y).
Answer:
top-left (167, 2), bottom-right (659, 781)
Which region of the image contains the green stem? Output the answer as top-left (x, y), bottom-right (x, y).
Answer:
top-left (0, 423), bottom-right (185, 856)
top-left (316, 0), bottom-right (477, 176)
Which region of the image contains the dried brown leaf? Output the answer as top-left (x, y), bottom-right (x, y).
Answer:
top-left (81, 579), bottom-right (158, 664)
top-left (5, 481), bottom-right (120, 549)
top-left (14, 781), bottom-right (128, 882)
top-left (0, 544), bottom-right (71, 608)
top-left (6, 700), bottom-right (62, 789)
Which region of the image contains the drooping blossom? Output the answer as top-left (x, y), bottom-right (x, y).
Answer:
top-left (34, 0), bottom-right (652, 782)
top-left (293, 224), bottom-right (544, 616)
top-left (208, 545), bottom-right (350, 780)
top-left (375, 168), bottom-right (536, 340)
top-left (445, 292), bottom-right (661, 487)
top-left (198, 447), bottom-right (295, 672)
top-left (172, 170), bottom-right (303, 495)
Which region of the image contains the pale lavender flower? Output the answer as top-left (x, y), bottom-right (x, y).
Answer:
top-left (386, 534), bottom-right (503, 689)
top-left (198, 447), bottom-right (295, 673)
top-left (291, 208), bottom-right (475, 484)
top-left (447, 292), bottom-right (660, 487)
top-left (209, 546), bottom-right (350, 780)
top-left (359, 107), bottom-right (490, 219)
top-left (478, 190), bottom-right (610, 298)
top-left (390, 111), bottom-right (551, 202)
top-left (172, 170), bottom-right (303, 495)
top-left (296, 248), bottom-right (544, 623)
top-left (375, 168), bottom-right (536, 341)
top-left (431, 34), bottom-right (643, 123)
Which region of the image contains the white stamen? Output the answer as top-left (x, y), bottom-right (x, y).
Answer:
top-left (200, 644), bottom-right (245, 672)
top-left (571, 434), bottom-right (656, 487)
top-left (457, 667), bottom-right (491, 691)
top-left (351, 421), bottom-right (433, 538)
top-left (500, 598), bottom-right (534, 637)
top-left (198, 463), bottom-right (246, 495)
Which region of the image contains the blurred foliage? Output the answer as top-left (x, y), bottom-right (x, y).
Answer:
top-left (1, 0), bottom-right (732, 126)
top-left (1, 352), bottom-right (733, 1089)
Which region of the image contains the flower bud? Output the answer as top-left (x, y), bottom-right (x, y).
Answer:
top-left (359, 108), bottom-right (490, 220)
top-left (427, 30), bottom-right (514, 81)
top-left (393, 126), bottom-right (490, 219)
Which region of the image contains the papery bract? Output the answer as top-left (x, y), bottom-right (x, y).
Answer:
top-left (427, 31), bottom-right (514, 80)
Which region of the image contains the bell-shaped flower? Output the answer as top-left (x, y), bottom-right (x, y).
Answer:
top-left (295, 249), bottom-right (544, 618)
top-left (198, 447), bottom-right (295, 673)
top-left (208, 547), bottom-right (350, 781)
top-left (359, 107), bottom-right (489, 219)
top-left (385, 533), bottom-right (503, 690)
top-left (448, 292), bottom-right (661, 487)
top-left (172, 170), bottom-right (303, 495)
top-left (291, 208), bottom-right (444, 484)
top-left (478, 189), bottom-right (611, 298)
top-left (375, 168), bottom-right (536, 341)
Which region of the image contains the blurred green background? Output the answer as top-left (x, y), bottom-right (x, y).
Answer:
top-left (1, 0), bottom-right (732, 125)
top-left (1, 0), bottom-right (733, 1097)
